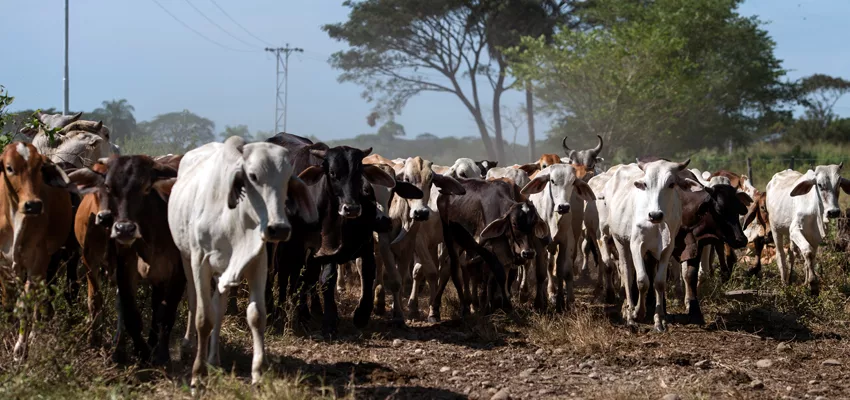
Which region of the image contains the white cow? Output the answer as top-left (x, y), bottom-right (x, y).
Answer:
top-left (521, 164), bottom-right (595, 310)
top-left (487, 166), bottom-right (531, 189)
top-left (605, 159), bottom-right (701, 330)
top-left (168, 136), bottom-right (318, 388)
top-left (582, 165), bottom-right (623, 303)
top-left (765, 165), bottom-right (849, 294)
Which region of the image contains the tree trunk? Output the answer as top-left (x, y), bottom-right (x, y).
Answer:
top-left (472, 110), bottom-right (498, 161)
top-left (526, 82), bottom-right (536, 162)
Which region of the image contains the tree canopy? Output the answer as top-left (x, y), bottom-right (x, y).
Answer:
top-left (137, 109), bottom-right (215, 153)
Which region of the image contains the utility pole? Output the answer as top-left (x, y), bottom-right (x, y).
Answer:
top-left (63, 0), bottom-right (69, 115)
top-left (265, 44), bottom-right (302, 133)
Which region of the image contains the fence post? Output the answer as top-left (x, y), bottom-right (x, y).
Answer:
top-left (790, 156), bottom-right (795, 170)
top-left (746, 157), bottom-right (753, 185)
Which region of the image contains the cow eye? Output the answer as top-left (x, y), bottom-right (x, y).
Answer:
top-left (5, 166), bottom-right (13, 174)
top-left (329, 171), bottom-right (337, 179)
top-left (249, 173), bottom-right (258, 182)
top-left (104, 184), bottom-right (110, 193)
top-left (667, 182), bottom-right (675, 189)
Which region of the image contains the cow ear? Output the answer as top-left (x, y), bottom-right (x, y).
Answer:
top-left (573, 179), bottom-right (596, 201)
top-left (676, 158), bottom-right (691, 171)
top-left (433, 173), bottom-right (465, 195)
top-left (308, 143), bottom-right (328, 159)
top-left (151, 162), bottom-right (178, 181)
top-left (299, 166), bottom-right (324, 185)
top-left (68, 168), bottom-right (105, 194)
top-left (288, 176), bottom-right (318, 224)
top-left (736, 191), bottom-right (754, 207)
top-left (227, 167), bottom-right (246, 209)
top-left (743, 205), bottom-right (758, 230)
top-left (363, 164), bottom-right (396, 188)
top-left (790, 178), bottom-right (815, 197)
top-left (480, 216), bottom-right (509, 240)
top-left (152, 178), bottom-right (177, 202)
top-left (41, 163), bottom-right (73, 189)
top-left (517, 163), bottom-right (540, 176)
top-left (534, 216), bottom-right (551, 242)
top-left (840, 177), bottom-right (850, 195)
top-left (521, 173), bottom-right (549, 195)
top-left (394, 181), bottom-right (423, 199)
top-left (677, 178), bottom-right (704, 193)
top-left (634, 179), bottom-right (647, 190)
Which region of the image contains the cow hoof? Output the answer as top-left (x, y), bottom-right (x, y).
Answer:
top-left (746, 265), bottom-right (761, 277)
top-left (112, 350), bottom-right (128, 365)
top-left (809, 284), bottom-right (820, 297)
top-left (654, 323), bottom-right (666, 333)
top-left (152, 351), bottom-right (170, 367)
top-left (427, 315), bottom-right (440, 323)
top-left (687, 300), bottom-right (705, 325)
top-left (353, 307), bottom-right (371, 328)
top-left (321, 326), bottom-right (338, 339)
top-left (389, 317), bottom-right (406, 329)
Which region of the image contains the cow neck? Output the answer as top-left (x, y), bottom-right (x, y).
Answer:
top-left (2, 171), bottom-right (19, 212)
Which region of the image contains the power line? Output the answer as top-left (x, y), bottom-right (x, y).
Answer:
top-left (208, 0), bottom-right (274, 47)
top-left (181, 0), bottom-right (257, 49)
top-left (149, 0), bottom-right (257, 52)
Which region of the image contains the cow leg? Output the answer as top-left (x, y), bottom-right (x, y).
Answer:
top-left (652, 254), bottom-right (669, 332)
top-left (82, 256), bottom-right (104, 347)
top-left (147, 284), bottom-right (165, 351)
top-left (434, 224), bottom-right (469, 321)
top-left (628, 242), bottom-right (649, 324)
top-left (207, 281), bottom-right (228, 368)
top-left (13, 252), bottom-right (48, 362)
top-left (191, 255), bottom-right (214, 391)
top-left (533, 240), bottom-right (549, 311)
top-left (375, 232), bottom-right (398, 319)
top-left (684, 257), bottom-right (704, 324)
top-left (722, 244), bottom-right (736, 282)
top-left (408, 261), bottom-right (425, 320)
top-left (319, 263), bottom-right (339, 336)
top-left (154, 267), bottom-right (186, 366)
top-left (264, 243), bottom-right (278, 325)
top-left (115, 254), bottom-right (150, 363)
top-left (245, 256), bottom-right (267, 385)
top-left (546, 250), bottom-right (558, 305)
top-left (773, 230), bottom-right (791, 285)
top-left (507, 267), bottom-right (518, 299)
top-left (791, 228), bottom-right (819, 295)
top-left (354, 244), bottom-right (378, 329)
top-left (181, 256), bottom-right (197, 355)
top-left (748, 236), bottom-right (765, 276)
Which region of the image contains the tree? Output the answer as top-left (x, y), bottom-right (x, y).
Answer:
top-left (325, 0), bottom-right (523, 161)
top-left (137, 109), bottom-right (215, 153)
top-left (221, 124), bottom-right (253, 142)
top-left (788, 74), bottom-right (850, 142)
top-left (510, 0), bottom-right (790, 157)
top-left (377, 120), bottom-right (406, 140)
top-left (92, 99), bottom-right (137, 143)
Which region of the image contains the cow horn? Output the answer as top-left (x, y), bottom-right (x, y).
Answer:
top-left (94, 120), bottom-right (103, 131)
top-left (591, 135), bottom-right (603, 156)
top-left (309, 149), bottom-right (327, 159)
top-left (562, 136), bottom-right (571, 152)
top-left (839, 161), bottom-right (843, 171)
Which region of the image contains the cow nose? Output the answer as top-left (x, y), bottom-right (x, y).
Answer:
top-left (23, 200), bottom-right (43, 215)
top-left (648, 211), bottom-right (664, 222)
top-left (95, 211), bottom-right (113, 227)
top-left (826, 209), bottom-right (841, 219)
top-left (413, 208), bottom-right (430, 221)
top-left (265, 223), bottom-right (292, 242)
top-left (520, 249), bottom-right (535, 259)
top-left (556, 204), bottom-right (570, 214)
top-left (114, 222), bottom-right (136, 235)
top-left (341, 203), bottom-right (361, 218)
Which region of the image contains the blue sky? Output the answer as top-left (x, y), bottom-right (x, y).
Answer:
top-left (1, 0), bottom-right (848, 142)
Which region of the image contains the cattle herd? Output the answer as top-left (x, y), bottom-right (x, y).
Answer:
top-left (1, 112), bottom-right (848, 391)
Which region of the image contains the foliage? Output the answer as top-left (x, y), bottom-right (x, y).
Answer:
top-left (782, 74), bottom-right (850, 143)
top-left (0, 87), bottom-right (59, 149)
top-left (0, 86), bottom-right (14, 149)
top-left (91, 99), bottom-right (137, 144)
top-left (376, 120), bottom-right (405, 140)
top-left (137, 109), bottom-right (216, 154)
top-left (221, 124), bottom-right (253, 142)
top-left (509, 0), bottom-right (791, 158)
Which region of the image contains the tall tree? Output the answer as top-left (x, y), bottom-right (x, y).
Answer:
top-left (92, 99), bottom-right (137, 143)
top-left (377, 120), bottom-right (406, 140)
top-left (325, 0), bottom-right (520, 161)
top-left (792, 74), bottom-right (850, 141)
top-left (221, 124), bottom-right (254, 142)
top-left (137, 109), bottom-right (215, 152)
top-left (510, 0), bottom-right (790, 156)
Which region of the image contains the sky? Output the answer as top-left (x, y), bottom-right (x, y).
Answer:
top-left (1, 0), bottom-right (849, 143)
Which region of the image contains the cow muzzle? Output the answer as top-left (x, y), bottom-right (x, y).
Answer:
top-left (111, 221), bottom-right (141, 245)
top-left (95, 211), bottom-right (113, 227)
top-left (22, 200), bottom-right (43, 215)
top-left (648, 211), bottom-right (664, 223)
top-left (826, 208), bottom-right (841, 219)
top-left (412, 208), bottom-right (431, 221)
top-left (339, 203), bottom-right (362, 218)
top-left (264, 222), bottom-right (292, 242)
top-left (520, 249), bottom-right (536, 260)
top-left (556, 204), bottom-right (570, 215)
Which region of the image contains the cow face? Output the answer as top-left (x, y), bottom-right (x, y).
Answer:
top-left (300, 146), bottom-right (395, 219)
top-left (790, 164), bottom-right (850, 219)
top-left (521, 164), bottom-right (595, 215)
top-left (743, 190), bottom-right (770, 235)
top-left (562, 135), bottom-right (604, 178)
top-left (449, 158), bottom-right (485, 179)
top-left (703, 184), bottom-right (752, 248)
top-left (635, 158), bottom-right (702, 224)
top-left (0, 142), bottom-right (72, 215)
top-left (226, 139), bottom-right (318, 242)
top-left (398, 157), bottom-right (464, 222)
top-left (96, 156), bottom-right (176, 246)
top-left (19, 111), bottom-right (82, 135)
top-left (481, 202), bottom-right (549, 261)
top-left (69, 161), bottom-right (114, 227)
top-left (475, 160), bottom-right (498, 177)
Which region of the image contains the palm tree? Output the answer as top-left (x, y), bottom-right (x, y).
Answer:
top-left (93, 99), bottom-right (137, 143)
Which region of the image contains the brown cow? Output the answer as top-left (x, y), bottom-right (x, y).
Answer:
top-left (742, 190), bottom-right (771, 276)
top-left (69, 156), bottom-right (184, 365)
top-left (0, 143), bottom-right (74, 361)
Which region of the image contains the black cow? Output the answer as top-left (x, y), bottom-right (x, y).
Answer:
top-left (266, 133), bottom-right (422, 336)
top-left (435, 178), bottom-right (549, 320)
top-left (68, 156), bottom-right (184, 365)
top-left (562, 135), bottom-right (604, 174)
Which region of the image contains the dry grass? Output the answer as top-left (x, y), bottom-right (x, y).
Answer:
top-left (521, 305), bottom-right (622, 356)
